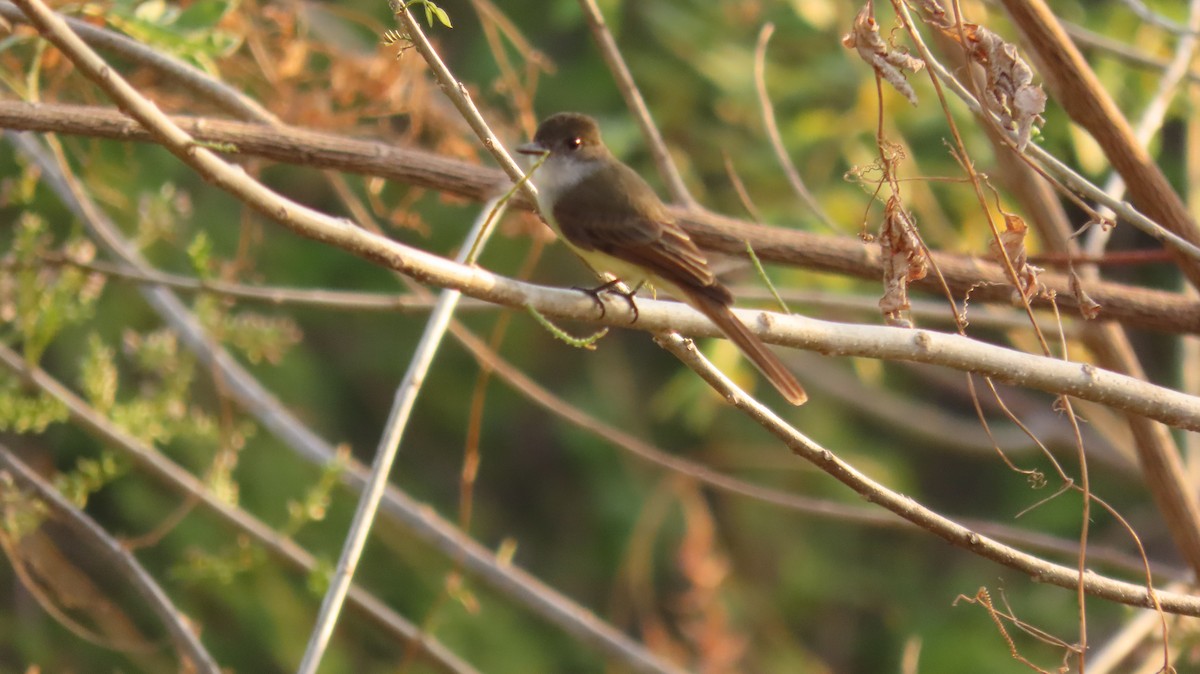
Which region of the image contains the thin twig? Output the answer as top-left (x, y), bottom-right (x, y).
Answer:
top-left (754, 24), bottom-right (838, 231)
top-left (1065, 20), bottom-right (1200, 84)
top-left (577, 0), bottom-right (696, 207)
top-left (0, 254), bottom-right (496, 311)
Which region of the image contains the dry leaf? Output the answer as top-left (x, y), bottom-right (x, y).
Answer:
top-left (916, 0), bottom-right (1046, 149)
top-left (988, 213), bottom-right (1043, 302)
top-left (1068, 269), bottom-right (1102, 319)
top-left (843, 4), bottom-right (925, 106)
top-left (878, 195), bottom-right (928, 325)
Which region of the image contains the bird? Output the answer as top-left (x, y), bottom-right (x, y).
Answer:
top-left (516, 112), bottom-right (807, 405)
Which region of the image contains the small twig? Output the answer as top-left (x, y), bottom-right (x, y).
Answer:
top-left (577, 0), bottom-right (696, 208)
top-left (1115, 0), bottom-right (1198, 36)
top-left (1065, 20), bottom-right (1200, 84)
top-left (743, 241), bottom-right (790, 315)
top-left (525, 305), bottom-right (609, 349)
top-left (754, 23), bottom-right (839, 231)
top-left (721, 151), bottom-right (763, 223)
top-left (388, 0), bottom-right (530, 192)
top-left (0, 253), bottom-right (494, 311)
top-left (297, 197), bottom-right (506, 674)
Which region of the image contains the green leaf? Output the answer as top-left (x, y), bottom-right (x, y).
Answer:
top-left (187, 231), bottom-right (213, 279)
top-left (432, 4), bottom-right (453, 28)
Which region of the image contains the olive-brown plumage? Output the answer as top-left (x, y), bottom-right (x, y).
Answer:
top-left (518, 113), bottom-right (806, 405)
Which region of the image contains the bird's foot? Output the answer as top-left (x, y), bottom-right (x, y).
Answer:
top-left (573, 279), bottom-right (643, 323)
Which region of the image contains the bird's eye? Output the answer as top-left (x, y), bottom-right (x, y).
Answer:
top-left (567, 137), bottom-right (583, 150)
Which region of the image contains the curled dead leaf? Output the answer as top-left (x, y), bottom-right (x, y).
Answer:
top-left (843, 4), bottom-right (925, 106)
top-left (878, 195), bottom-right (929, 325)
top-left (988, 213), bottom-right (1044, 302)
top-left (1068, 269), bottom-right (1102, 319)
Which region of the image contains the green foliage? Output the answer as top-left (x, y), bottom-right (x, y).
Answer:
top-left (281, 447), bottom-right (347, 537)
top-left (186, 231), bottom-right (214, 280)
top-left (173, 534), bottom-right (265, 585)
top-left (100, 0), bottom-right (243, 72)
top-left (0, 379), bottom-right (68, 433)
top-left (104, 328), bottom-right (200, 445)
top-left (404, 0), bottom-right (453, 29)
top-left (305, 557), bottom-right (335, 596)
top-left (132, 183), bottom-right (193, 252)
top-left (53, 452), bottom-right (126, 508)
top-left (5, 215), bottom-right (106, 364)
top-left (0, 473), bottom-right (49, 540)
top-left (193, 294), bottom-right (303, 365)
top-left (79, 334), bottom-right (118, 414)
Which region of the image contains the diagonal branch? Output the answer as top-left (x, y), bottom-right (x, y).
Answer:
top-left (0, 446), bottom-right (222, 674)
top-left (999, 0), bottom-right (1200, 290)
top-left (577, 0), bottom-right (697, 208)
top-left (0, 344), bottom-right (480, 674)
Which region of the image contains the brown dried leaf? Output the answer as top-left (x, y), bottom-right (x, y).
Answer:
top-left (988, 213), bottom-right (1043, 302)
top-left (974, 30), bottom-right (1046, 150)
top-left (878, 195), bottom-right (928, 325)
top-left (843, 4), bottom-right (925, 106)
top-left (1068, 269), bottom-right (1102, 320)
top-left (915, 0), bottom-right (1046, 149)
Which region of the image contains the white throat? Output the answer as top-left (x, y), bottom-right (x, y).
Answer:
top-left (529, 155), bottom-right (601, 212)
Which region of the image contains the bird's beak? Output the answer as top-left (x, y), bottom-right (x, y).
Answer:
top-left (516, 141), bottom-right (547, 156)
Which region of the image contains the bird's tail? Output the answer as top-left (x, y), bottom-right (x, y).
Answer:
top-left (679, 287), bottom-right (808, 406)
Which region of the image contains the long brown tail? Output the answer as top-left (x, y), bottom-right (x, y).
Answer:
top-left (679, 287), bottom-right (808, 406)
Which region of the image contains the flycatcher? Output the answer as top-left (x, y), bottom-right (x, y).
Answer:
top-left (517, 112), bottom-right (807, 405)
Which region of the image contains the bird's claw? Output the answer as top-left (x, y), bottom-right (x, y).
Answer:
top-left (573, 279), bottom-right (642, 323)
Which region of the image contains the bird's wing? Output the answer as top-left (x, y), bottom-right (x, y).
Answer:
top-left (551, 162), bottom-right (719, 293)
